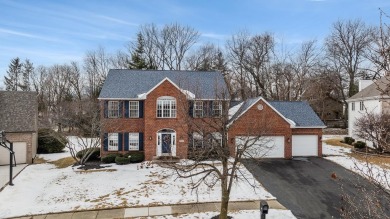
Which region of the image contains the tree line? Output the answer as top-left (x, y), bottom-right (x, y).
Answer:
top-left (3, 15), bottom-right (390, 133)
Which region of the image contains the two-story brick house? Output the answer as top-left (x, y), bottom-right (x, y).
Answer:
top-left (98, 70), bottom-right (325, 160)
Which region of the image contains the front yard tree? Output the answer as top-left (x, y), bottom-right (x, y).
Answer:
top-left (4, 57), bottom-right (22, 91)
top-left (165, 92), bottom-right (272, 219)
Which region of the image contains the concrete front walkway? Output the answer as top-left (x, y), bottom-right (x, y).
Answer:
top-left (0, 164), bottom-right (28, 191)
top-left (10, 200), bottom-right (285, 219)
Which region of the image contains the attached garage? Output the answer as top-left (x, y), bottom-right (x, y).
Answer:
top-left (236, 136), bottom-right (285, 158)
top-left (0, 142), bottom-right (27, 165)
top-left (292, 135), bottom-right (318, 157)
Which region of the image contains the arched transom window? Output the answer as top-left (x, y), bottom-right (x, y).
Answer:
top-left (157, 96), bottom-right (176, 118)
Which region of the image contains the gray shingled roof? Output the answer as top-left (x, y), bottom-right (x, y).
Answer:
top-left (99, 70), bottom-right (229, 99)
top-left (348, 76), bottom-right (390, 100)
top-left (228, 98), bottom-right (325, 127)
top-left (0, 91), bottom-right (38, 132)
top-left (268, 101), bottom-right (325, 127)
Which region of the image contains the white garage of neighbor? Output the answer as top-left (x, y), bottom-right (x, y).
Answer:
top-left (236, 136), bottom-right (285, 158)
top-left (292, 135), bottom-right (318, 157)
top-left (0, 142), bottom-right (27, 165)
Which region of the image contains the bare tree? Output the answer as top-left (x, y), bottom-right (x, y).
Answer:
top-left (67, 100), bottom-right (101, 166)
top-left (325, 20), bottom-right (373, 114)
top-left (226, 31), bottom-right (251, 100)
top-left (158, 86), bottom-right (275, 219)
top-left (354, 111), bottom-right (390, 153)
top-left (140, 23), bottom-right (199, 70)
top-left (84, 46), bottom-right (113, 99)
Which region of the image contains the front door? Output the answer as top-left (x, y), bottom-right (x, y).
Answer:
top-left (157, 130), bottom-right (176, 156)
top-left (161, 134), bottom-right (172, 154)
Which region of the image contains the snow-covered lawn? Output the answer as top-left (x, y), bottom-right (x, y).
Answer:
top-left (137, 209), bottom-right (296, 219)
top-left (322, 135), bottom-right (390, 189)
top-left (0, 137), bottom-right (274, 218)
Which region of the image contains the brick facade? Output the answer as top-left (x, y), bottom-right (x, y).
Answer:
top-left (228, 99), bottom-right (322, 159)
top-left (100, 82), bottom-right (323, 160)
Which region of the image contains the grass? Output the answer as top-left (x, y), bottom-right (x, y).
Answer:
top-left (323, 138), bottom-right (352, 148)
top-left (348, 152), bottom-right (390, 169)
top-left (49, 157), bottom-right (76, 169)
top-left (75, 169), bottom-right (117, 174)
top-left (33, 157), bottom-right (48, 164)
top-left (325, 138), bottom-right (390, 169)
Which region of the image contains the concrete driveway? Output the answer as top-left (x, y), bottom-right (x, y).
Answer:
top-left (242, 158), bottom-right (387, 219)
top-left (0, 164), bottom-right (27, 190)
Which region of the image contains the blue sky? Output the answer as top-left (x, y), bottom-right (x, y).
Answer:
top-left (1, 0), bottom-right (390, 85)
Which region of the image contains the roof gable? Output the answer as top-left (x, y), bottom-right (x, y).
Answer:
top-left (228, 97), bottom-right (295, 127)
top-left (228, 98), bottom-right (326, 128)
top-left (348, 76), bottom-right (390, 101)
top-left (98, 70), bottom-right (229, 100)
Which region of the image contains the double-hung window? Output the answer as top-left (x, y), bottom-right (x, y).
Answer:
top-left (108, 133), bottom-right (118, 151)
top-left (212, 101), bottom-right (222, 117)
top-left (351, 102), bottom-right (355, 111)
top-left (108, 101), bottom-right (120, 118)
top-left (157, 97), bottom-right (176, 118)
top-left (129, 101), bottom-right (139, 118)
top-left (359, 101), bottom-right (364, 111)
top-left (128, 133), bottom-right (139, 150)
top-left (194, 101), bottom-right (203, 118)
top-left (192, 132), bottom-right (204, 148)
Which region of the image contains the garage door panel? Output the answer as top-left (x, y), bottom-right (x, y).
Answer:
top-left (236, 136), bottom-right (285, 158)
top-left (0, 142), bottom-right (27, 165)
top-left (292, 135), bottom-right (318, 157)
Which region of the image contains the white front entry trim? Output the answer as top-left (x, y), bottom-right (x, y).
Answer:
top-left (156, 130), bottom-right (176, 156)
top-left (292, 135), bottom-right (318, 157)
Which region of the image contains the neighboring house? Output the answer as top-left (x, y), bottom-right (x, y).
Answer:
top-left (0, 91), bottom-right (38, 165)
top-left (98, 70), bottom-right (325, 160)
top-left (347, 76), bottom-right (390, 138)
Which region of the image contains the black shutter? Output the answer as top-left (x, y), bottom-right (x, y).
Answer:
top-left (118, 133), bottom-right (123, 151)
top-left (124, 101), bottom-right (129, 118)
top-left (209, 101), bottom-right (213, 117)
top-left (139, 133), bottom-right (144, 151)
top-left (103, 133), bottom-right (108, 151)
top-left (139, 101), bottom-right (144, 118)
top-left (124, 133), bottom-right (129, 151)
top-left (119, 101), bottom-right (123, 118)
top-left (188, 101), bottom-right (194, 117)
top-left (104, 101), bottom-right (108, 118)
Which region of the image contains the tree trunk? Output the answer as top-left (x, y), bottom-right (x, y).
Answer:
top-left (219, 177), bottom-right (230, 219)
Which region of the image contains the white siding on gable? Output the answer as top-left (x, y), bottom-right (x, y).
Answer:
top-left (348, 99), bottom-right (382, 137)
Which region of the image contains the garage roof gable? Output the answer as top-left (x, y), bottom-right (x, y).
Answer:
top-left (228, 97), bottom-right (326, 128)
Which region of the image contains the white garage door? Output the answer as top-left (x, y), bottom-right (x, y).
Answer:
top-left (236, 136), bottom-right (285, 158)
top-left (0, 142), bottom-right (27, 165)
top-left (292, 135), bottom-right (318, 157)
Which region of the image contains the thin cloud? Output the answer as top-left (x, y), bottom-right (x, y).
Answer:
top-left (201, 33), bottom-right (229, 41)
top-left (0, 28), bottom-right (65, 43)
top-left (96, 15), bottom-right (138, 27)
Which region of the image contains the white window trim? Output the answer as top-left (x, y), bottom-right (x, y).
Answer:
top-left (157, 96), bottom-right (177, 118)
top-left (212, 101), bottom-right (222, 117)
top-left (129, 101), bottom-right (139, 118)
top-left (128, 133), bottom-right (139, 150)
top-left (108, 133), bottom-right (118, 151)
top-left (108, 101), bottom-right (120, 118)
top-left (359, 101), bottom-right (364, 111)
top-left (194, 101), bottom-right (204, 118)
